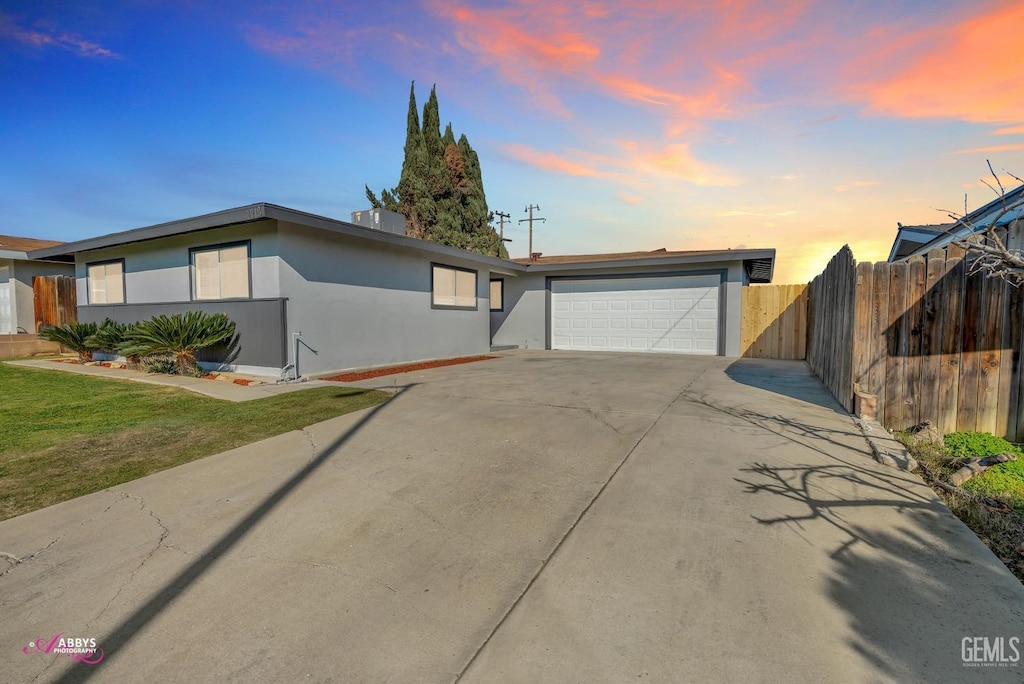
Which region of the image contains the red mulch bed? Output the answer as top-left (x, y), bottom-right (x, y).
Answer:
top-left (322, 355), bottom-right (497, 382)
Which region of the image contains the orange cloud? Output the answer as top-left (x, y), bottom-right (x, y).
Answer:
top-left (859, 3), bottom-right (1024, 124)
top-left (952, 143), bottom-right (1024, 155)
top-left (502, 140), bottom-right (737, 188)
top-left (501, 144), bottom-right (605, 178)
top-left (427, 0), bottom-right (790, 129)
top-left (992, 125), bottom-right (1024, 136)
top-left (431, 0), bottom-right (602, 116)
top-left (633, 143), bottom-right (738, 186)
top-left (0, 13), bottom-right (120, 59)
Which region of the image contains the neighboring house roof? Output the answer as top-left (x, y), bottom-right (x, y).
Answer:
top-left (900, 183), bottom-right (1024, 260)
top-left (0, 234), bottom-right (66, 261)
top-left (27, 202), bottom-right (775, 282)
top-left (887, 224), bottom-right (951, 262)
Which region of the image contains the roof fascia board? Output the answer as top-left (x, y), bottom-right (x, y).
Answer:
top-left (263, 205), bottom-right (526, 272)
top-left (0, 249), bottom-right (73, 263)
top-left (25, 202), bottom-right (528, 273)
top-left (28, 204), bottom-right (270, 259)
top-left (523, 249), bottom-right (775, 272)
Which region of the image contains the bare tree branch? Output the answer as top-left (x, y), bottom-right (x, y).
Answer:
top-left (943, 167), bottom-right (1024, 287)
top-left (988, 159), bottom-right (1005, 195)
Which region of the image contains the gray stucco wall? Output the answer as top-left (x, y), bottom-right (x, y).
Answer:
top-left (78, 299), bottom-right (288, 370)
top-left (277, 221), bottom-right (491, 376)
top-left (7, 259), bottom-right (76, 333)
top-left (490, 261), bottom-right (745, 357)
top-left (73, 220), bottom-right (280, 305)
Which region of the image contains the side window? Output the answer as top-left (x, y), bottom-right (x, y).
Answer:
top-left (489, 279), bottom-right (504, 311)
top-left (432, 264), bottom-right (477, 310)
top-left (87, 260), bottom-right (125, 304)
top-left (192, 243), bottom-right (250, 300)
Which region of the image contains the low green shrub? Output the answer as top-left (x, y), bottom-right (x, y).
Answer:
top-left (141, 356), bottom-right (178, 375)
top-left (85, 319), bottom-right (134, 355)
top-left (38, 321), bottom-right (100, 361)
top-left (944, 431), bottom-right (1022, 459)
top-left (122, 311), bottom-right (235, 376)
top-left (963, 458), bottom-right (1024, 509)
top-left (944, 431), bottom-right (1024, 509)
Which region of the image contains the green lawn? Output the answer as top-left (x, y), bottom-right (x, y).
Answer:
top-left (0, 363), bottom-right (389, 520)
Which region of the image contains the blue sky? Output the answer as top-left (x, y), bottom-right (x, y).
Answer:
top-left (2, 1), bottom-right (1022, 282)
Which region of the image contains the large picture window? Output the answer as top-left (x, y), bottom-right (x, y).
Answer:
top-left (432, 264), bottom-right (477, 309)
top-left (87, 260), bottom-right (125, 304)
top-left (192, 243), bottom-right (250, 300)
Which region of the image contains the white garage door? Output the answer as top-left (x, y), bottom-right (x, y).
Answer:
top-left (551, 275), bottom-right (720, 355)
top-left (0, 266), bottom-right (11, 335)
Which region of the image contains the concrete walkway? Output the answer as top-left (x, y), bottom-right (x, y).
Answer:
top-left (6, 359), bottom-right (333, 402)
top-left (2, 352), bottom-right (1022, 683)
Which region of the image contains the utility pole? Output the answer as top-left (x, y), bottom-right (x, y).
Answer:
top-left (493, 211), bottom-right (512, 257)
top-left (519, 204), bottom-right (546, 259)
top-left (494, 211), bottom-right (511, 240)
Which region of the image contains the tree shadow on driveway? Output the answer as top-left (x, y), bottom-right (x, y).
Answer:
top-left (53, 386), bottom-right (411, 684)
top-left (735, 440), bottom-right (1024, 680)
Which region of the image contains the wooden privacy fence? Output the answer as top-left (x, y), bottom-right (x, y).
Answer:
top-left (806, 247), bottom-right (857, 411)
top-left (740, 284), bottom-right (807, 359)
top-left (807, 243), bottom-right (1024, 441)
top-left (32, 275), bottom-right (76, 331)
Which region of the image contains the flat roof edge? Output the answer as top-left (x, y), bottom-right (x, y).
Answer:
top-left (522, 249), bottom-right (775, 272)
top-left (27, 204), bottom-right (270, 259)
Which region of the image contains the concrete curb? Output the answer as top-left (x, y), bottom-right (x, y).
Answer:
top-left (4, 359), bottom-right (334, 402)
top-left (855, 417), bottom-right (919, 471)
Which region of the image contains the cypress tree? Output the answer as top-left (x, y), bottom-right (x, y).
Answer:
top-left (363, 82), bottom-right (505, 257)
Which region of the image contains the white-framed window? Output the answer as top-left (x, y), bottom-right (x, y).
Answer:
top-left (490, 279), bottom-right (504, 312)
top-left (87, 260), bottom-right (125, 304)
top-left (432, 264), bottom-right (477, 309)
top-left (191, 243), bottom-right (250, 300)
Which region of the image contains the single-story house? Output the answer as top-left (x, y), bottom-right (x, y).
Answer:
top-left (0, 235), bottom-right (76, 334)
top-left (891, 183), bottom-right (1024, 261)
top-left (887, 223), bottom-right (951, 262)
top-left (28, 204), bottom-right (775, 378)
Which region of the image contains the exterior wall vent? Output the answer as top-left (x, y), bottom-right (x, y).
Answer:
top-left (350, 208), bottom-right (407, 236)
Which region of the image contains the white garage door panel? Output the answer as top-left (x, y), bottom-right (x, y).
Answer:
top-left (551, 275), bottom-right (720, 355)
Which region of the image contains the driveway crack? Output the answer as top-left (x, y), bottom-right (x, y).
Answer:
top-left (454, 366), bottom-right (713, 681)
top-left (0, 536), bottom-right (61, 577)
top-left (301, 427), bottom-right (319, 460)
top-left (88, 492), bottom-right (169, 627)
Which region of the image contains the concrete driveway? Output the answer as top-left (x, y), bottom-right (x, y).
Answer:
top-left (2, 351), bottom-right (1023, 683)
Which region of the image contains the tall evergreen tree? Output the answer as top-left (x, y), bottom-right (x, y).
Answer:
top-left (364, 82), bottom-right (507, 258)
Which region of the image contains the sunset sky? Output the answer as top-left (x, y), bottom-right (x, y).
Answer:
top-left (2, 0), bottom-right (1022, 282)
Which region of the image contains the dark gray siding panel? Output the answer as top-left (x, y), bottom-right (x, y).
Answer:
top-left (78, 298), bottom-right (287, 368)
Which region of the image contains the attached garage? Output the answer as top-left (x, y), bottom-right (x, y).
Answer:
top-left (551, 274), bottom-right (721, 355)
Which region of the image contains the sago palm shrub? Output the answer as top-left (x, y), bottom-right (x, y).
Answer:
top-left (122, 311), bottom-right (236, 376)
top-left (85, 318), bottom-right (129, 353)
top-left (37, 321), bottom-right (99, 361)
top-left (85, 319), bottom-right (143, 368)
